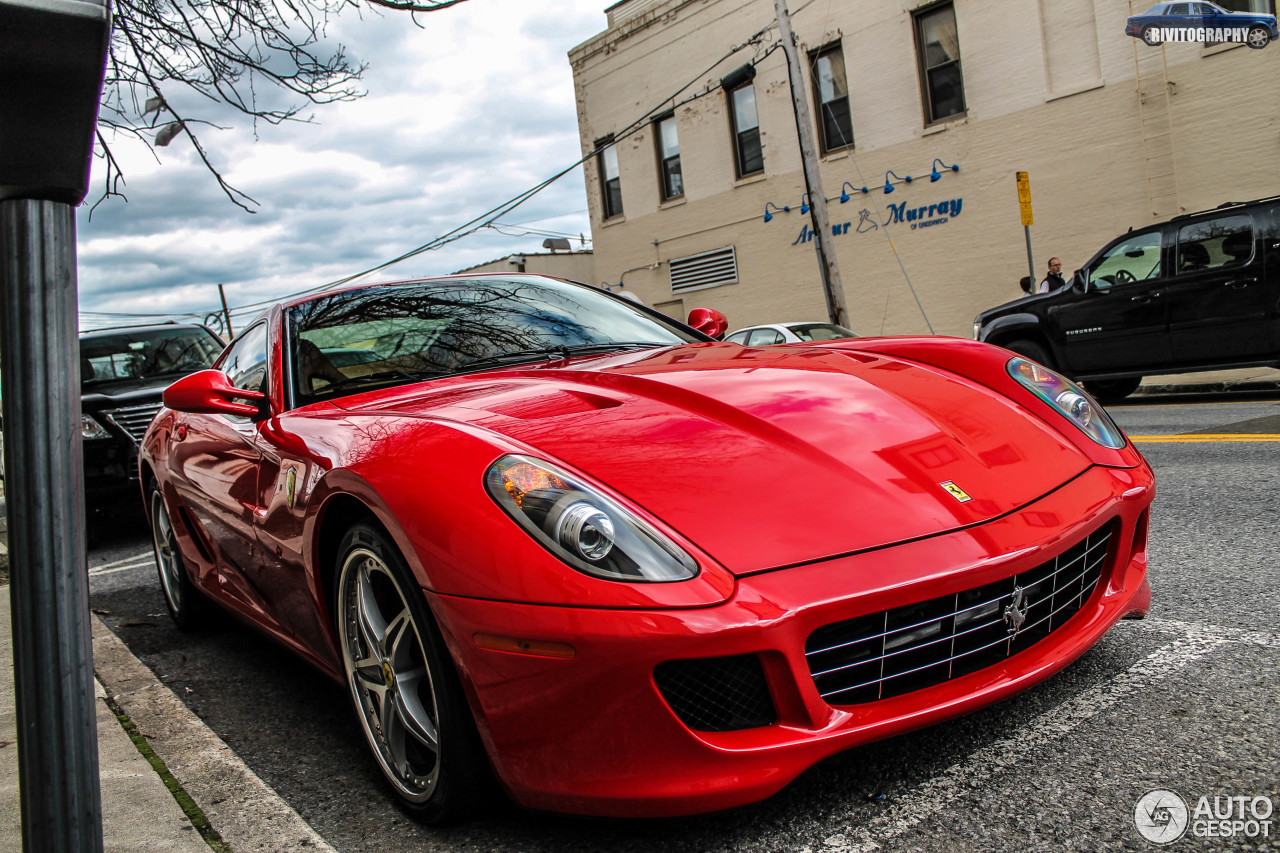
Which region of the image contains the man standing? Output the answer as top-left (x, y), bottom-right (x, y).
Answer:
top-left (1039, 258), bottom-right (1066, 293)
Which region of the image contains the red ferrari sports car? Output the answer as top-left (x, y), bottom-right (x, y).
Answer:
top-left (141, 274), bottom-right (1154, 823)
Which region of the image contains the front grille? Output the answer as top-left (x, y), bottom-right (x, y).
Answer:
top-left (654, 653), bottom-right (776, 732)
top-left (806, 524), bottom-right (1114, 706)
top-left (104, 402), bottom-right (164, 443)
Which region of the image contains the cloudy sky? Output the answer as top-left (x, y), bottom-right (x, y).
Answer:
top-left (78, 0), bottom-right (609, 332)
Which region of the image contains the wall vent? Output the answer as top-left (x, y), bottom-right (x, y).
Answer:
top-left (669, 246), bottom-right (738, 294)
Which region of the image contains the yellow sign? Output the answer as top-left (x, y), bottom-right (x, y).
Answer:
top-left (1016, 172), bottom-right (1033, 226)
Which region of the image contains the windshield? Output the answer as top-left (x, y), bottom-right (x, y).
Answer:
top-left (287, 277), bottom-right (704, 405)
top-left (80, 327), bottom-right (223, 386)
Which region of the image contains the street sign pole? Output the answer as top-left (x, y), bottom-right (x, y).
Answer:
top-left (1017, 171), bottom-right (1035, 290)
top-left (0, 0), bottom-right (112, 849)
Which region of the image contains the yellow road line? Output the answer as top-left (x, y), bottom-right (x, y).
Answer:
top-left (1130, 434), bottom-right (1280, 443)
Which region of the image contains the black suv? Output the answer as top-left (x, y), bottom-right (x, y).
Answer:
top-left (974, 196), bottom-right (1280, 401)
top-left (80, 323), bottom-right (224, 516)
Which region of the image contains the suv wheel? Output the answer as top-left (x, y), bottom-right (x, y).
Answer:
top-left (1003, 339), bottom-right (1054, 369)
top-left (1084, 376), bottom-right (1142, 403)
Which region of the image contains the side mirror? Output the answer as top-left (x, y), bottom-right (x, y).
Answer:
top-left (164, 370), bottom-right (267, 419)
top-left (1072, 271), bottom-right (1088, 293)
top-left (687, 307), bottom-right (728, 340)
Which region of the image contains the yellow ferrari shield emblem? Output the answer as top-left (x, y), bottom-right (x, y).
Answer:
top-left (285, 467), bottom-right (297, 509)
top-left (940, 481), bottom-right (972, 503)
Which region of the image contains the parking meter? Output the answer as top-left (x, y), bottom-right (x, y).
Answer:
top-left (0, 0), bottom-right (112, 850)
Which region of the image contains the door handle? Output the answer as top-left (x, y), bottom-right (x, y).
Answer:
top-left (1225, 279), bottom-right (1256, 289)
top-left (1129, 295), bottom-right (1150, 303)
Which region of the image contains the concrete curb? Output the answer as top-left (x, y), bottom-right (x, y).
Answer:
top-left (91, 616), bottom-right (337, 853)
top-left (1131, 378), bottom-right (1280, 398)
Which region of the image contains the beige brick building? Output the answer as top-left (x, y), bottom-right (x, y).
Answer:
top-left (569, 0), bottom-right (1280, 337)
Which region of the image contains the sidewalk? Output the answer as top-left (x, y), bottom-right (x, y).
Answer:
top-left (0, 587), bottom-right (335, 852)
top-left (1133, 365), bottom-right (1280, 397)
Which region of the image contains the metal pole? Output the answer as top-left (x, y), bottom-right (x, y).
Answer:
top-left (773, 0), bottom-right (849, 328)
top-left (217, 283), bottom-right (234, 338)
top-left (0, 199), bottom-right (104, 853)
top-left (1024, 226), bottom-right (1036, 293)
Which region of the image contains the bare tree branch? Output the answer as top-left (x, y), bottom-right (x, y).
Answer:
top-left (93, 0), bottom-right (471, 211)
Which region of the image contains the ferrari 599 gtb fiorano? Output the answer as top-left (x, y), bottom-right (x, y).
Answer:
top-left (142, 275), bottom-right (1154, 822)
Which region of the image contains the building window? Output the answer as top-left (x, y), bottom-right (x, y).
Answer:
top-left (654, 113), bottom-right (683, 200)
top-left (597, 135), bottom-right (623, 219)
top-left (810, 44), bottom-right (853, 152)
top-left (728, 83), bottom-right (764, 177)
top-left (914, 2), bottom-right (966, 124)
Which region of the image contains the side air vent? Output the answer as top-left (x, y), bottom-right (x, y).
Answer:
top-left (669, 246), bottom-right (738, 294)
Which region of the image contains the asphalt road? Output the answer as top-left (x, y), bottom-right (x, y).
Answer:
top-left (87, 393), bottom-right (1280, 852)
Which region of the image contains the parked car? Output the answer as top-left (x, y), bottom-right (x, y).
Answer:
top-left (724, 321), bottom-right (857, 345)
top-left (1125, 2), bottom-right (1278, 48)
top-left (143, 274), bottom-right (1152, 822)
top-left (80, 323), bottom-right (224, 517)
top-left (974, 196), bottom-right (1280, 402)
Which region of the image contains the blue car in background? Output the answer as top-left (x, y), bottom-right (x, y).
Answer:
top-left (1126, 1), bottom-right (1279, 48)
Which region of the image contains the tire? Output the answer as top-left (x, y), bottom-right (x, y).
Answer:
top-left (1084, 376), bottom-right (1142, 403)
top-left (334, 523), bottom-right (490, 824)
top-left (149, 485), bottom-right (205, 630)
top-left (1003, 338), bottom-right (1055, 369)
top-left (1247, 25), bottom-right (1270, 48)
top-left (1142, 25), bottom-right (1160, 46)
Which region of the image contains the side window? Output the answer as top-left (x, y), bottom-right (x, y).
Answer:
top-left (1168, 3), bottom-right (1189, 14)
top-left (1176, 214), bottom-right (1253, 274)
top-left (1087, 232), bottom-right (1163, 289)
top-left (728, 83), bottom-right (764, 177)
top-left (221, 323), bottom-right (269, 394)
top-left (596, 135), bottom-right (623, 219)
top-left (654, 113), bottom-right (683, 201)
top-left (725, 331), bottom-right (750, 344)
top-left (914, 2), bottom-right (966, 124)
top-left (811, 44), bottom-right (853, 152)
top-left (747, 328), bottom-right (784, 345)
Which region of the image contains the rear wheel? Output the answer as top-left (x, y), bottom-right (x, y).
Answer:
top-left (1003, 338), bottom-right (1055, 369)
top-left (1084, 376), bottom-right (1142, 403)
top-left (150, 485), bottom-right (205, 630)
top-left (335, 523), bottom-right (490, 824)
top-left (1142, 25), bottom-right (1160, 45)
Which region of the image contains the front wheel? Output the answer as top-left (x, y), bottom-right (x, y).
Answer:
top-left (335, 523), bottom-right (490, 823)
top-left (1248, 25), bottom-right (1271, 48)
top-left (1084, 376), bottom-right (1142, 403)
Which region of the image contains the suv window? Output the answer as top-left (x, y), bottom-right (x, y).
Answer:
top-left (221, 323), bottom-right (269, 393)
top-left (1176, 214), bottom-right (1252, 274)
top-left (1087, 231), bottom-right (1162, 290)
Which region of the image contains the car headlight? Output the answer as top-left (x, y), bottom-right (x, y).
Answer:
top-left (81, 415), bottom-right (111, 441)
top-left (1007, 357), bottom-right (1126, 449)
top-left (485, 454), bottom-right (699, 582)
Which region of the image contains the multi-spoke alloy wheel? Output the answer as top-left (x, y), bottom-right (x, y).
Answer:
top-left (335, 523), bottom-right (488, 822)
top-left (1248, 25), bottom-right (1270, 48)
top-left (150, 485), bottom-right (203, 629)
